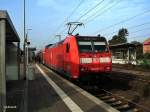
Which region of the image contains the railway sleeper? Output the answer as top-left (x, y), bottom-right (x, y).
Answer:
top-left (100, 95), bottom-right (113, 100)
top-left (96, 94), bottom-right (109, 98)
top-left (100, 96), bottom-right (140, 112)
top-left (103, 98), bottom-right (117, 103)
top-left (98, 94), bottom-right (140, 112)
top-left (110, 100), bottom-right (123, 106)
top-left (120, 108), bottom-right (140, 112)
top-left (95, 93), bottom-right (108, 97)
top-left (132, 108), bottom-right (140, 112)
top-left (115, 104), bottom-right (131, 111)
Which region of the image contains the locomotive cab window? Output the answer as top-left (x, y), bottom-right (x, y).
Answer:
top-left (78, 41), bottom-right (92, 52)
top-left (93, 41), bottom-right (108, 52)
top-left (66, 43), bottom-right (70, 53)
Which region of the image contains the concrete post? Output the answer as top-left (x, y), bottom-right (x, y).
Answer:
top-left (26, 45), bottom-right (28, 66)
top-left (127, 48), bottom-right (130, 63)
top-left (134, 48), bottom-right (137, 60)
top-left (17, 42), bottom-right (20, 80)
top-left (134, 48), bottom-right (137, 65)
top-left (0, 19), bottom-right (6, 111)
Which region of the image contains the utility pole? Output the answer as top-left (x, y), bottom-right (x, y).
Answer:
top-left (26, 29), bottom-right (32, 66)
top-left (23, 0), bottom-right (26, 80)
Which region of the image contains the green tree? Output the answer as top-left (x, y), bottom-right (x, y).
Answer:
top-left (109, 28), bottom-right (128, 45)
top-left (131, 41), bottom-right (141, 45)
top-left (108, 35), bottom-right (118, 45)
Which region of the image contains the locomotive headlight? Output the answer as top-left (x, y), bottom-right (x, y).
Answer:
top-left (100, 57), bottom-right (111, 63)
top-left (80, 58), bottom-right (92, 64)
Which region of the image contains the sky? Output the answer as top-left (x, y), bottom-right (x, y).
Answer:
top-left (1, 0), bottom-right (150, 50)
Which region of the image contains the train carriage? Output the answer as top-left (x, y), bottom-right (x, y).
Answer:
top-left (42, 34), bottom-right (112, 80)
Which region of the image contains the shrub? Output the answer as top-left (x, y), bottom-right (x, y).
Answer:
top-left (143, 53), bottom-right (150, 59)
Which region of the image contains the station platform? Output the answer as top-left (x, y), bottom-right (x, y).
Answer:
top-left (27, 64), bottom-right (118, 112)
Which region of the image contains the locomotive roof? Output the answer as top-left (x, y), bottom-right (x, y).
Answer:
top-left (46, 39), bottom-right (65, 48)
top-left (75, 36), bottom-right (106, 41)
top-left (45, 44), bottom-right (53, 48)
top-left (45, 35), bottom-right (107, 48)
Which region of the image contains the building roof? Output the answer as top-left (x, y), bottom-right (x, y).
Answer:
top-left (143, 38), bottom-right (150, 45)
top-left (109, 43), bottom-right (141, 48)
top-left (0, 10), bottom-right (20, 42)
top-left (76, 35), bottom-right (106, 41)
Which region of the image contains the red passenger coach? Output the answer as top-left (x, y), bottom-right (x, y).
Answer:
top-left (42, 35), bottom-right (112, 80)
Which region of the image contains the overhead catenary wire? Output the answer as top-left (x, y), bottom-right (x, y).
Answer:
top-left (49, 27), bottom-right (68, 43)
top-left (58, 0), bottom-right (85, 33)
top-left (94, 9), bottom-right (150, 34)
top-left (66, 0), bottom-right (85, 21)
top-left (84, 0), bottom-right (122, 24)
top-left (103, 21), bottom-right (150, 36)
top-left (52, 0), bottom-right (114, 38)
top-left (75, 0), bottom-right (105, 22)
top-left (128, 28), bottom-right (150, 39)
top-left (106, 26), bottom-right (150, 42)
top-left (128, 33), bottom-right (150, 41)
top-left (48, 0), bottom-right (85, 43)
top-left (129, 27), bottom-right (150, 34)
top-left (92, 9), bottom-right (150, 35)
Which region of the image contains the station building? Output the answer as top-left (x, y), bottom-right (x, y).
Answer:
top-left (109, 43), bottom-right (141, 65)
top-left (143, 38), bottom-right (150, 54)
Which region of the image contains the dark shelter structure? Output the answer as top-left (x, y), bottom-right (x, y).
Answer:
top-left (0, 11), bottom-right (20, 110)
top-left (109, 43), bottom-right (141, 65)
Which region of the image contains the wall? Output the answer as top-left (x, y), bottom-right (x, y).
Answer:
top-left (6, 42), bottom-right (19, 80)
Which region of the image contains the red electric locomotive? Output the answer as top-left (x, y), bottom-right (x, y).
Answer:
top-left (42, 34), bottom-right (112, 80)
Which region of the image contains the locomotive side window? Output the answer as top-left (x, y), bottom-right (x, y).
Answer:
top-left (66, 43), bottom-right (70, 53)
top-left (78, 41), bottom-right (92, 52)
top-left (93, 42), bottom-right (108, 52)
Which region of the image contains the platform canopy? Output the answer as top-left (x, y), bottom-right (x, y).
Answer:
top-left (109, 43), bottom-right (141, 49)
top-left (0, 10), bottom-right (20, 42)
top-left (0, 10), bottom-right (20, 109)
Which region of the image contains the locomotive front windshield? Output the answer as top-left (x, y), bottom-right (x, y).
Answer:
top-left (78, 41), bottom-right (92, 52)
top-left (78, 41), bottom-right (108, 52)
top-left (93, 42), bottom-right (108, 52)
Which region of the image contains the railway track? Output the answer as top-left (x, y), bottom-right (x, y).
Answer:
top-left (109, 72), bottom-right (150, 85)
top-left (68, 73), bottom-right (150, 112)
top-left (97, 89), bottom-right (150, 112)
top-left (76, 83), bottom-right (150, 112)
top-left (44, 65), bottom-right (150, 112)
